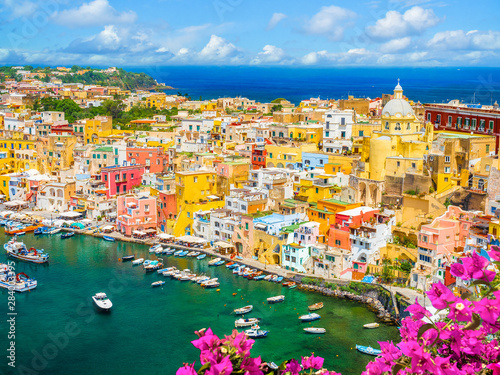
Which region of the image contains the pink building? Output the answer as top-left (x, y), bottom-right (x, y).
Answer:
top-left (157, 191), bottom-right (177, 232)
top-left (101, 165), bottom-right (145, 198)
top-left (116, 195), bottom-right (158, 236)
top-left (126, 147), bottom-right (169, 174)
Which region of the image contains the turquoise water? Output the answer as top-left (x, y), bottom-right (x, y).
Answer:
top-left (0, 233), bottom-right (399, 375)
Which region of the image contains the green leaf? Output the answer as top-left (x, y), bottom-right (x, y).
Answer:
top-left (464, 313), bottom-right (481, 330)
top-left (197, 362), bottom-right (210, 374)
top-left (417, 323), bottom-right (435, 340)
top-left (392, 363), bottom-right (404, 375)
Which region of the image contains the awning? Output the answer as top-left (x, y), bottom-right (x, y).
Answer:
top-left (145, 229), bottom-right (157, 234)
top-left (59, 211), bottom-right (82, 218)
top-left (133, 230), bottom-right (146, 235)
top-left (214, 241), bottom-right (234, 249)
top-left (158, 233), bottom-right (174, 239)
top-left (176, 235), bottom-right (207, 244)
top-left (101, 225), bottom-right (114, 231)
top-left (70, 223), bottom-right (85, 229)
top-left (4, 200), bottom-right (28, 207)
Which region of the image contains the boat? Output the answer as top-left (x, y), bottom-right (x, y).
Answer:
top-left (157, 267), bottom-right (174, 274)
top-left (120, 255), bottom-right (135, 262)
top-left (197, 276), bottom-right (210, 284)
top-left (0, 265), bottom-right (37, 292)
top-left (92, 293), bottom-right (112, 311)
top-left (267, 295), bottom-right (285, 304)
top-left (253, 274), bottom-right (266, 280)
top-left (4, 240), bottom-right (49, 264)
top-left (235, 318), bottom-right (260, 327)
top-left (187, 251), bottom-right (198, 257)
top-left (282, 281), bottom-right (292, 286)
top-left (155, 248), bottom-right (163, 255)
top-left (143, 260), bottom-right (152, 266)
top-left (197, 254), bottom-right (206, 260)
top-left (289, 284), bottom-right (297, 289)
top-left (180, 274), bottom-right (196, 281)
top-left (151, 281), bottom-right (165, 287)
top-left (149, 244), bottom-right (162, 253)
top-left (103, 236), bottom-right (115, 242)
top-left (213, 260), bottom-right (225, 266)
top-left (244, 329), bottom-right (268, 338)
top-left (304, 327), bottom-right (326, 334)
top-left (173, 250), bottom-right (183, 256)
top-left (308, 302), bottom-right (324, 311)
top-left (161, 247), bottom-right (170, 254)
top-left (363, 323), bottom-right (380, 329)
top-left (264, 275), bottom-right (273, 281)
top-left (356, 345), bottom-right (381, 356)
top-left (234, 305), bottom-right (253, 315)
top-left (268, 363), bottom-right (279, 371)
top-left (299, 313), bottom-right (321, 322)
top-left (132, 258), bottom-right (144, 265)
top-left (5, 224), bottom-right (42, 235)
top-left (61, 232), bottom-right (75, 239)
top-left (208, 257), bottom-right (222, 266)
top-left (203, 280), bottom-right (220, 288)
top-left (34, 227), bottom-right (45, 235)
top-left (144, 260), bottom-right (163, 272)
top-left (178, 251), bottom-right (189, 257)
top-left (200, 277), bottom-right (218, 285)
top-left (276, 276), bottom-right (284, 283)
top-left (17, 232), bottom-right (26, 236)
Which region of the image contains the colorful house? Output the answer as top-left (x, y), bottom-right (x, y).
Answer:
top-left (116, 195), bottom-right (158, 236)
top-left (101, 165), bottom-right (145, 198)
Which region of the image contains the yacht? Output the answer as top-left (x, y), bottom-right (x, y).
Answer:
top-left (92, 293), bottom-right (113, 312)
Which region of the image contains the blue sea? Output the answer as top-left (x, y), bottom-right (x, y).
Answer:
top-left (130, 66), bottom-right (500, 105)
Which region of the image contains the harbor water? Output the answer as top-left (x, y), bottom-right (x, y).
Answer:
top-left (0, 232), bottom-right (400, 374)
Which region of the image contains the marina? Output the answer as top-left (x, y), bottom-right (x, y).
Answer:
top-left (0, 232), bottom-right (399, 375)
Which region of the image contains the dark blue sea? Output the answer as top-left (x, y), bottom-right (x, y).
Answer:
top-left (130, 66), bottom-right (500, 105)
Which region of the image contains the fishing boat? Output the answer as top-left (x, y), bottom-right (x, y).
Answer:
top-left (308, 302), bottom-right (324, 311)
top-left (5, 224), bottom-right (42, 235)
top-left (132, 258), bottom-right (144, 265)
top-left (253, 274), bottom-right (266, 281)
top-left (180, 273), bottom-right (196, 281)
top-left (267, 295), bottom-right (285, 304)
top-left (34, 227), bottom-right (45, 235)
top-left (226, 262), bottom-right (236, 268)
top-left (0, 265), bottom-right (37, 292)
top-left (282, 281), bottom-right (293, 286)
top-left (120, 255), bottom-right (135, 262)
top-left (151, 281), bottom-right (165, 287)
top-left (158, 266), bottom-right (175, 274)
top-left (103, 236), bottom-right (115, 242)
top-left (208, 257), bottom-right (222, 266)
top-left (161, 247), bottom-right (170, 254)
top-left (233, 266), bottom-right (243, 274)
top-left (143, 260), bottom-right (152, 266)
top-left (304, 327), bottom-right (326, 334)
top-left (299, 313), bottom-right (321, 322)
top-left (213, 260), bottom-right (225, 266)
top-left (363, 323), bottom-right (380, 329)
top-left (197, 254), bottom-right (206, 260)
top-left (234, 305), bottom-right (253, 315)
top-left (235, 318), bottom-right (260, 327)
top-left (356, 345), bottom-right (381, 356)
top-left (4, 239), bottom-right (49, 264)
top-left (276, 276), bottom-right (284, 283)
top-left (155, 248), bottom-right (163, 255)
top-left (203, 280), bottom-right (220, 288)
top-left (144, 260), bottom-right (163, 272)
top-left (92, 293), bottom-right (113, 312)
top-left (149, 244), bottom-right (162, 253)
top-left (187, 251), bottom-right (197, 257)
top-left (61, 232), bottom-right (75, 239)
top-left (244, 329), bottom-right (268, 338)
top-left (165, 249), bottom-right (175, 255)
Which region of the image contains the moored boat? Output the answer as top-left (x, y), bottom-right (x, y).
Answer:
top-left (308, 302), bottom-right (324, 311)
top-left (103, 235), bottom-right (115, 242)
top-left (61, 232), bottom-right (75, 239)
top-left (203, 280), bottom-right (220, 288)
top-left (267, 295), bottom-right (285, 304)
top-left (235, 318), bottom-right (260, 327)
top-left (356, 345), bottom-right (381, 356)
top-left (208, 257), bottom-right (221, 266)
top-left (5, 224), bottom-right (42, 235)
top-left (244, 329), bottom-right (268, 338)
top-left (132, 258), bottom-right (144, 265)
top-left (120, 255), bottom-right (135, 262)
top-left (0, 265), bottom-right (37, 292)
top-left (92, 293), bottom-right (112, 311)
top-left (197, 254), bottom-right (206, 260)
top-left (49, 227), bottom-right (61, 235)
top-left (4, 240), bottom-right (49, 264)
top-left (363, 323), bottom-right (380, 329)
top-left (144, 260), bottom-right (163, 272)
top-left (299, 313), bottom-right (321, 322)
top-left (234, 305), bottom-right (253, 315)
top-left (304, 327), bottom-right (326, 334)
top-left (151, 281), bottom-right (165, 287)
top-left (149, 244), bottom-right (162, 253)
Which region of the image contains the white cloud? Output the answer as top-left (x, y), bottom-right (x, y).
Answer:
top-left (198, 35), bottom-right (244, 64)
top-left (367, 6), bottom-right (440, 39)
top-left (267, 13), bottom-right (287, 30)
top-left (303, 5), bottom-right (356, 41)
top-left (380, 37), bottom-right (412, 53)
top-left (251, 45), bottom-right (291, 65)
top-left (53, 0), bottom-right (137, 28)
top-left (1, 0), bottom-right (39, 18)
top-left (428, 30), bottom-right (500, 50)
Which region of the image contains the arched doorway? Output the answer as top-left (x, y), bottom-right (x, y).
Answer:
top-left (235, 242), bottom-right (243, 254)
top-left (478, 179), bottom-right (485, 191)
top-left (267, 162), bottom-right (275, 168)
top-left (273, 254), bottom-right (280, 264)
top-left (277, 163), bottom-right (284, 168)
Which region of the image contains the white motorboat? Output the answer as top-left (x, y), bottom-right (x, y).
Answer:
top-left (235, 318), bottom-right (260, 327)
top-left (203, 280), bottom-right (220, 288)
top-left (155, 248), bottom-right (163, 255)
top-left (132, 258), bottom-right (144, 265)
top-left (208, 257), bottom-right (221, 266)
top-left (304, 327), bottom-right (326, 334)
top-left (92, 293), bottom-right (113, 311)
top-left (244, 329), bottom-right (268, 338)
top-left (149, 244), bottom-right (162, 253)
top-left (363, 323), bottom-right (380, 329)
top-left (234, 305), bottom-right (253, 315)
top-left (299, 313), bottom-right (321, 322)
top-left (151, 281), bottom-right (165, 287)
top-left (267, 295), bottom-right (285, 304)
top-left (197, 276), bottom-right (210, 284)
top-left (263, 275), bottom-right (273, 281)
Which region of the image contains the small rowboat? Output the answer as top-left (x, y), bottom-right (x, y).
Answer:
top-left (282, 281), bottom-right (292, 286)
top-left (289, 283), bottom-right (297, 289)
top-left (132, 258), bottom-right (144, 265)
top-left (363, 323), bottom-right (380, 329)
top-left (149, 244), bottom-right (162, 253)
top-left (234, 305), bottom-right (253, 315)
top-left (235, 318), bottom-right (259, 327)
top-left (103, 236), bottom-right (115, 242)
top-left (304, 327), bottom-right (326, 334)
top-left (120, 255), bottom-right (135, 262)
top-left (267, 295), bottom-right (285, 304)
top-left (299, 313), bottom-right (320, 322)
top-left (151, 281), bottom-right (165, 287)
top-left (308, 302), bottom-right (324, 311)
top-left (61, 232), bottom-right (75, 239)
top-left (244, 329), bottom-right (268, 338)
top-left (356, 345), bottom-right (381, 356)
top-left (197, 254), bottom-right (206, 260)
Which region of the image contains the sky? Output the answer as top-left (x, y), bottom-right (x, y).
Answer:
top-left (0, 0), bottom-right (499, 67)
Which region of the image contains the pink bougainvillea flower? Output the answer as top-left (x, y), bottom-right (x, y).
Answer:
top-left (301, 353), bottom-right (324, 370)
top-left (206, 355), bottom-right (233, 375)
top-left (489, 245), bottom-right (500, 261)
top-left (176, 362), bottom-right (197, 375)
top-left (461, 252), bottom-right (489, 279)
top-left (191, 328), bottom-right (220, 352)
top-left (474, 298), bottom-right (500, 325)
top-left (284, 359), bottom-right (301, 375)
top-left (450, 262), bottom-right (470, 280)
top-left (379, 341), bottom-right (401, 362)
top-left (447, 299), bottom-right (473, 322)
top-left (223, 330), bottom-right (254, 356)
top-left (488, 363), bottom-right (500, 375)
top-left (426, 282), bottom-right (456, 309)
top-left (406, 299), bottom-right (431, 320)
top-left (240, 355), bottom-right (263, 375)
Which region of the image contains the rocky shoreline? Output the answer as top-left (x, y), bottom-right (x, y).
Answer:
top-left (299, 284), bottom-right (398, 325)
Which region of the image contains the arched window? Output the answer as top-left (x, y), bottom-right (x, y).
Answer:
top-left (395, 122), bottom-right (401, 131)
top-left (406, 122), bottom-right (411, 130)
top-left (385, 122), bottom-right (389, 130)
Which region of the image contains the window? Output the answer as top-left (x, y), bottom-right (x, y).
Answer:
top-left (489, 120), bottom-right (494, 130)
top-left (406, 122), bottom-right (411, 130)
top-left (245, 223), bottom-right (249, 230)
top-left (103, 154), bottom-right (107, 159)
top-left (457, 117), bottom-right (462, 128)
top-left (465, 118), bottom-right (470, 128)
top-left (341, 131), bottom-right (346, 138)
top-left (359, 130), bottom-right (364, 137)
top-left (427, 113), bottom-right (431, 121)
top-left (472, 119), bottom-right (477, 130)
top-left (397, 161), bottom-right (400, 167)
top-left (194, 177), bottom-right (198, 183)
top-left (341, 117), bottom-right (345, 125)
top-left (269, 153), bottom-right (273, 159)
top-left (445, 167), bottom-right (450, 173)
top-left (395, 122), bottom-right (401, 131)
top-left (412, 163), bottom-right (416, 169)
top-left (335, 240), bottom-right (341, 246)
top-left (479, 119), bottom-right (486, 130)
top-left (448, 115), bottom-right (452, 126)
top-left (385, 121), bottom-right (389, 130)
top-left (487, 144), bottom-right (490, 153)
top-left (445, 156), bottom-right (450, 163)
top-left (315, 188), bottom-right (319, 194)
top-left (436, 114), bottom-right (441, 124)
top-left (444, 177), bottom-right (449, 182)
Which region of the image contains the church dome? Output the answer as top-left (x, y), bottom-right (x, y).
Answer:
top-left (382, 98), bottom-right (414, 117)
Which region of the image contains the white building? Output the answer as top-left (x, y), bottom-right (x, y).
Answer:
top-left (36, 182), bottom-right (73, 212)
top-left (322, 109), bottom-right (354, 153)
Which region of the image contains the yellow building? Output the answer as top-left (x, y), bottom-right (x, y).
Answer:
top-left (36, 135), bottom-right (77, 175)
top-left (288, 124), bottom-right (323, 146)
top-left (145, 93), bottom-right (170, 110)
top-left (265, 143), bottom-right (317, 169)
top-left (0, 137), bottom-right (37, 174)
top-left (84, 116), bottom-right (113, 144)
top-left (293, 175), bottom-right (340, 203)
